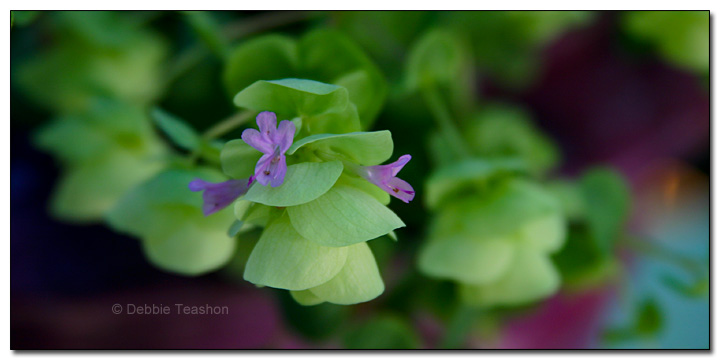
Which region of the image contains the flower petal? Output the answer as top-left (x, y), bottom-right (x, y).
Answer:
top-left (391, 154), bottom-right (412, 176)
top-left (269, 155), bottom-right (287, 188)
top-left (386, 177), bottom-right (415, 203)
top-left (241, 128), bottom-right (274, 154)
top-left (256, 111), bottom-right (277, 141)
top-left (253, 154), bottom-right (274, 186)
top-left (189, 178), bottom-right (250, 216)
top-left (276, 120), bottom-right (296, 153)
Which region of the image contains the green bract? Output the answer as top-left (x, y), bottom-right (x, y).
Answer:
top-left (234, 79), bottom-right (361, 134)
top-left (288, 131), bottom-right (393, 165)
top-left (463, 104), bottom-right (560, 176)
top-left (34, 99), bottom-right (167, 222)
top-left (223, 29), bottom-right (387, 128)
top-left (418, 178), bottom-right (567, 307)
top-left (106, 168), bottom-right (236, 276)
top-left (243, 161), bottom-right (343, 207)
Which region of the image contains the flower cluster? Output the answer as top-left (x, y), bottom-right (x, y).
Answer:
top-left (189, 79), bottom-right (414, 305)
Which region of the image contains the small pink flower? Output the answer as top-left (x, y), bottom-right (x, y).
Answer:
top-left (358, 155), bottom-right (415, 203)
top-left (241, 111), bottom-right (295, 187)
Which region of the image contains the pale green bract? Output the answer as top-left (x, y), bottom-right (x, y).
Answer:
top-left (243, 214), bottom-right (349, 290)
top-left (418, 178), bottom-right (567, 307)
top-left (287, 131), bottom-right (393, 165)
top-left (34, 99), bottom-right (167, 222)
top-left (243, 161), bottom-right (343, 207)
top-left (106, 168), bottom-right (237, 276)
top-left (233, 79), bottom-right (361, 134)
top-left (223, 29), bottom-right (387, 128)
top-left (287, 185), bottom-right (405, 247)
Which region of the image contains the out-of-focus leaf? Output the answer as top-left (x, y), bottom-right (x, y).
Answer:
top-left (635, 299), bottom-right (663, 336)
top-left (553, 225), bottom-right (620, 289)
top-left (223, 34), bottom-right (298, 97)
top-left (220, 139), bottom-right (262, 179)
top-left (300, 29), bottom-right (387, 126)
top-left (460, 249), bottom-right (560, 307)
top-left (106, 168), bottom-right (237, 275)
top-left (243, 161), bottom-right (343, 207)
top-left (464, 104), bottom-right (560, 176)
top-left (287, 185), bottom-right (405, 247)
top-left (419, 235), bottom-right (515, 285)
top-left (223, 30), bottom-right (386, 128)
top-left (405, 28), bottom-right (473, 91)
top-left (661, 274), bottom-right (709, 298)
top-left (151, 108), bottom-right (201, 151)
top-left (424, 158), bottom-right (526, 210)
top-left (11, 11), bottom-right (40, 27)
top-left (623, 11), bottom-right (709, 73)
top-left (17, 20), bottom-right (168, 112)
top-left (580, 167), bottom-right (631, 254)
top-left (343, 314), bottom-right (421, 349)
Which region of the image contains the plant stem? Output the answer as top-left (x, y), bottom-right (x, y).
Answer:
top-left (421, 86), bottom-right (472, 160)
top-left (440, 305), bottom-right (480, 349)
top-left (202, 111), bottom-right (254, 140)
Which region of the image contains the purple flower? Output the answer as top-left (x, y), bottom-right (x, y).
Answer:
top-left (357, 155), bottom-right (415, 203)
top-left (241, 111), bottom-right (296, 187)
top-left (189, 178), bottom-right (252, 216)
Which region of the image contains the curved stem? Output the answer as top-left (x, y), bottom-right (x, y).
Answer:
top-left (202, 111), bottom-right (254, 140)
top-left (421, 86), bottom-right (472, 160)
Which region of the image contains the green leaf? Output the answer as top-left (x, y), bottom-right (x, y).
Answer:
top-left (419, 236), bottom-right (515, 285)
top-left (460, 249), bottom-right (561, 307)
top-left (151, 108), bottom-right (201, 151)
top-left (243, 214), bottom-right (348, 290)
top-left (287, 185), bottom-right (405, 247)
top-left (343, 315), bottom-right (421, 349)
top-left (425, 158), bottom-right (527, 210)
top-left (288, 131), bottom-right (393, 165)
top-left (223, 34), bottom-right (298, 98)
top-left (580, 167), bottom-right (631, 254)
top-left (308, 242), bottom-right (384, 305)
top-left (243, 161), bottom-right (343, 207)
top-left (220, 139), bottom-right (262, 179)
top-left (233, 79), bottom-right (350, 119)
